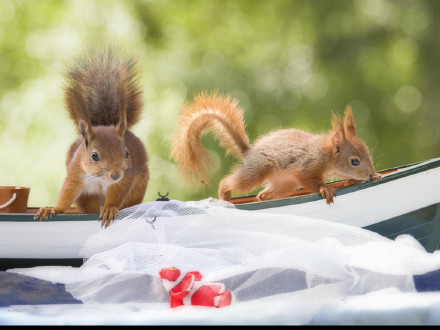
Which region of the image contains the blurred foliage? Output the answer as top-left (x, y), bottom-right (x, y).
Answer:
top-left (0, 0), bottom-right (439, 206)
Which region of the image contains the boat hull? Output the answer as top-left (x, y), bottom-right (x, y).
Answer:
top-left (1, 158), bottom-right (440, 270)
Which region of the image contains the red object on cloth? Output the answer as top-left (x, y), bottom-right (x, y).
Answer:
top-left (159, 267), bottom-right (232, 308)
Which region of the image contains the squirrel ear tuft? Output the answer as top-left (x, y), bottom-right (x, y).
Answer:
top-left (331, 111), bottom-right (342, 131)
top-left (330, 111), bottom-right (345, 154)
top-left (331, 129), bottom-right (344, 155)
top-left (115, 114), bottom-right (127, 137)
top-left (343, 106), bottom-right (356, 137)
top-left (79, 120), bottom-right (95, 147)
top-left (115, 83), bottom-right (127, 137)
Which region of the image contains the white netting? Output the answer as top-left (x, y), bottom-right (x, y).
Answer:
top-left (60, 198), bottom-right (440, 311)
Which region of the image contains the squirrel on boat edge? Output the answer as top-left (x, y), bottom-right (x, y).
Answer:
top-left (170, 92), bottom-right (381, 204)
top-left (35, 46), bottom-right (149, 227)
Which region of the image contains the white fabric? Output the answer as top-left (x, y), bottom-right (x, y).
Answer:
top-left (7, 199), bottom-right (440, 325)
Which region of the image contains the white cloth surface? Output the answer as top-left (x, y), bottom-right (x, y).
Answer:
top-left (4, 199), bottom-right (440, 325)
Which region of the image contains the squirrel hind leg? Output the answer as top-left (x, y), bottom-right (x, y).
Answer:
top-left (219, 167), bottom-right (266, 201)
top-left (257, 173), bottom-right (301, 201)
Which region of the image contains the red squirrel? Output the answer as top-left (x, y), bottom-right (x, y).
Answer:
top-left (35, 47), bottom-right (149, 227)
top-left (171, 92), bottom-right (381, 204)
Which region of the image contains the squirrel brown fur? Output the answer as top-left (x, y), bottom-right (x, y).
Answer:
top-left (171, 92), bottom-right (381, 204)
top-left (35, 47), bottom-right (149, 227)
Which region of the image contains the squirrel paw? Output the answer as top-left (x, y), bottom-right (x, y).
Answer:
top-left (34, 207), bottom-right (57, 221)
top-left (257, 190), bottom-right (273, 201)
top-left (370, 173), bottom-right (382, 182)
top-left (319, 186), bottom-right (336, 204)
top-left (100, 206), bottom-right (118, 228)
top-left (344, 179), bottom-right (362, 186)
top-left (219, 190), bottom-right (232, 201)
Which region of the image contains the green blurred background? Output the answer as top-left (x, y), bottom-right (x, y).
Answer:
top-left (0, 0), bottom-right (439, 207)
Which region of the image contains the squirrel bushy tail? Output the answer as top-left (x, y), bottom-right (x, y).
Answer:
top-left (171, 92), bottom-right (251, 183)
top-left (64, 46), bottom-right (143, 131)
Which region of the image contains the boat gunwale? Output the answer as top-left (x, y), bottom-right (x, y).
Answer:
top-left (233, 157), bottom-right (440, 209)
top-left (1, 157), bottom-right (439, 222)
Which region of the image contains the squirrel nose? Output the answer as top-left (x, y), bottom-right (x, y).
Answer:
top-left (111, 173), bottom-right (121, 181)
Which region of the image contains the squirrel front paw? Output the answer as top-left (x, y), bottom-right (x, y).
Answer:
top-left (319, 186), bottom-right (336, 204)
top-left (370, 173), bottom-right (382, 182)
top-left (100, 206), bottom-right (118, 228)
top-left (34, 207), bottom-right (58, 220)
top-left (344, 179), bottom-right (361, 187)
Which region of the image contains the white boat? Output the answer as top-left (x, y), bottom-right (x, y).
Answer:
top-left (1, 157), bottom-right (440, 270)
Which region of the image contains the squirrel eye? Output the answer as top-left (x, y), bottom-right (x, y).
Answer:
top-left (351, 158), bottom-right (360, 166)
top-left (125, 149), bottom-right (129, 159)
top-left (91, 152), bottom-right (99, 161)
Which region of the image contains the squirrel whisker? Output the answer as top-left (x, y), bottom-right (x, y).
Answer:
top-left (84, 172), bottom-right (106, 181)
top-left (124, 168), bottom-right (150, 173)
